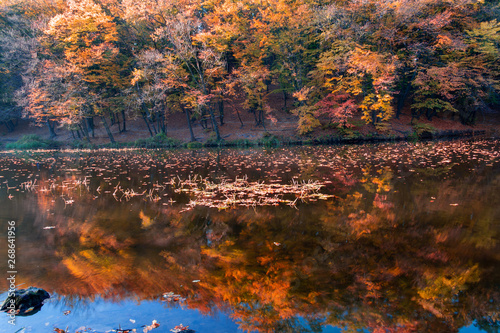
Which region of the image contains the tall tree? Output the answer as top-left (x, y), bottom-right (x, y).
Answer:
top-left (43, 0), bottom-right (130, 142)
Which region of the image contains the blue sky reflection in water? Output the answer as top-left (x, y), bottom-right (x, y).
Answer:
top-left (0, 140), bottom-right (499, 332)
top-left (0, 293), bottom-right (346, 332)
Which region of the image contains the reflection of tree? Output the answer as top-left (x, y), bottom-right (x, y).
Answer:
top-left (0, 144), bottom-right (499, 332)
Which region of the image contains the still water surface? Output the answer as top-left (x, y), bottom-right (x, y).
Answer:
top-left (0, 140), bottom-right (499, 332)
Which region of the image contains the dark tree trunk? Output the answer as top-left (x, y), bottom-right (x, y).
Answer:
top-left (236, 106), bottom-right (244, 127)
top-left (101, 115), bottom-right (115, 143)
top-left (209, 107), bottom-right (221, 141)
top-left (46, 119), bottom-right (56, 138)
top-left (426, 109), bottom-right (436, 121)
top-left (142, 113), bottom-right (154, 137)
top-left (218, 100), bottom-right (224, 126)
top-left (162, 101), bottom-right (168, 135)
top-left (200, 109), bottom-right (208, 129)
top-left (121, 110), bottom-right (127, 132)
top-left (283, 90), bottom-right (287, 109)
top-left (151, 115), bottom-right (158, 135)
top-left (81, 118), bottom-right (90, 137)
top-left (251, 109), bottom-right (258, 125)
top-left (182, 104), bottom-right (196, 142)
top-left (396, 68), bottom-right (417, 119)
top-left (86, 117), bottom-right (95, 138)
top-left (78, 123), bottom-right (89, 141)
top-left (259, 109), bottom-right (266, 130)
top-left (117, 114), bottom-right (122, 133)
top-left (5, 120), bottom-right (16, 132)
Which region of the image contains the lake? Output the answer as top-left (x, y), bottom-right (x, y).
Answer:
top-left (0, 139), bottom-right (499, 333)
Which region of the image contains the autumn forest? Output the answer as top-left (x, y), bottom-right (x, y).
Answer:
top-left (1, 0), bottom-right (500, 144)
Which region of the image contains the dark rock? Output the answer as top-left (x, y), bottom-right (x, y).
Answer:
top-left (1, 287), bottom-right (50, 316)
top-left (418, 130), bottom-right (434, 140)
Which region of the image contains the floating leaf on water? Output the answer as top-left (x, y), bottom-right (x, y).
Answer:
top-left (170, 324), bottom-right (191, 332)
top-left (142, 320), bottom-right (160, 332)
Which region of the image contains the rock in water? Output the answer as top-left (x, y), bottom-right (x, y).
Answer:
top-left (1, 287), bottom-right (50, 316)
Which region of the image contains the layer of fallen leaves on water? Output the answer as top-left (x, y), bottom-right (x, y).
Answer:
top-left (6, 173), bottom-right (335, 210)
top-left (1, 140), bottom-right (498, 211)
top-left (53, 319), bottom-right (163, 333)
top-left (175, 175), bottom-right (335, 210)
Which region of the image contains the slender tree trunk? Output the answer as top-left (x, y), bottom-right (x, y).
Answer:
top-left (81, 118), bottom-right (90, 137)
top-left (157, 110), bottom-right (164, 134)
top-left (121, 110), bottom-right (127, 132)
top-left (117, 114), bottom-right (122, 133)
top-left (46, 119), bottom-right (56, 138)
top-left (252, 109), bottom-right (259, 125)
top-left (162, 101), bottom-right (168, 135)
top-left (101, 115), bottom-right (115, 143)
top-left (231, 102), bottom-right (244, 127)
top-left (209, 107), bottom-right (221, 141)
top-left (200, 109), bottom-right (207, 129)
top-left (283, 90), bottom-right (287, 109)
top-left (86, 117), bottom-right (95, 138)
top-left (6, 120), bottom-right (16, 132)
top-left (151, 116), bottom-right (158, 135)
top-left (259, 109), bottom-right (266, 130)
top-left (218, 100), bottom-right (224, 126)
top-left (182, 104), bottom-right (196, 142)
top-left (142, 113), bottom-right (154, 137)
top-left (78, 123), bottom-right (89, 141)
top-left (396, 68), bottom-right (417, 119)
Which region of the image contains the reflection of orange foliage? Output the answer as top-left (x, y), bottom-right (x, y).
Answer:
top-left (62, 249), bottom-right (133, 293)
top-left (3, 143), bottom-right (499, 332)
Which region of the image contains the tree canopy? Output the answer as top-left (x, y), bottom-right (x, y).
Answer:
top-left (0, 0), bottom-right (499, 140)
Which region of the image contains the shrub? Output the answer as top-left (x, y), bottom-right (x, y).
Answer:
top-left (70, 139), bottom-right (96, 149)
top-left (204, 133), bottom-right (221, 147)
top-left (223, 139), bottom-right (257, 147)
top-left (259, 133), bottom-right (281, 147)
top-left (6, 134), bottom-right (60, 150)
top-left (133, 133), bottom-right (180, 148)
top-left (186, 141), bottom-right (203, 149)
top-left (413, 123), bottom-right (436, 140)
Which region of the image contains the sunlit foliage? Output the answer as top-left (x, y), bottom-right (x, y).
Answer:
top-left (1, 0), bottom-right (499, 138)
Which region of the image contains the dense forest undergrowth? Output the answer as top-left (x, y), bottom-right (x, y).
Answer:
top-left (2, 99), bottom-right (499, 149)
top-left (1, 0), bottom-right (500, 148)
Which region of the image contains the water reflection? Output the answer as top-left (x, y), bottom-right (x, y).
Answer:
top-left (0, 140), bottom-right (499, 332)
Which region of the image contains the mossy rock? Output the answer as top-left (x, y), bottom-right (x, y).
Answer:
top-left (1, 287), bottom-right (50, 316)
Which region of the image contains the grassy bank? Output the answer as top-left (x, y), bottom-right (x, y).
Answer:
top-left (1, 128), bottom-right (493, 152)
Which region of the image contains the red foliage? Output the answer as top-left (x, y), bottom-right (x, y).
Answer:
top-left (315, 93), bottom-right (357, 128)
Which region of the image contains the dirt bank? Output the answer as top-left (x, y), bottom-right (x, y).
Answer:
top-left (1, 104), bottom-right (499, 147)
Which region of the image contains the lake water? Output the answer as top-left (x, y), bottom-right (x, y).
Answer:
top-left (0, 140), bottom-right (499, 333)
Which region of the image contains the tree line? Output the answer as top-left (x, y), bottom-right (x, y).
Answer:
top-left (1, 0), bottom-right (499, 142)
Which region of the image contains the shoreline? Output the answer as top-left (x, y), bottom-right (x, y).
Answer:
top-left (0, 128), bottom-right (496, 151)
